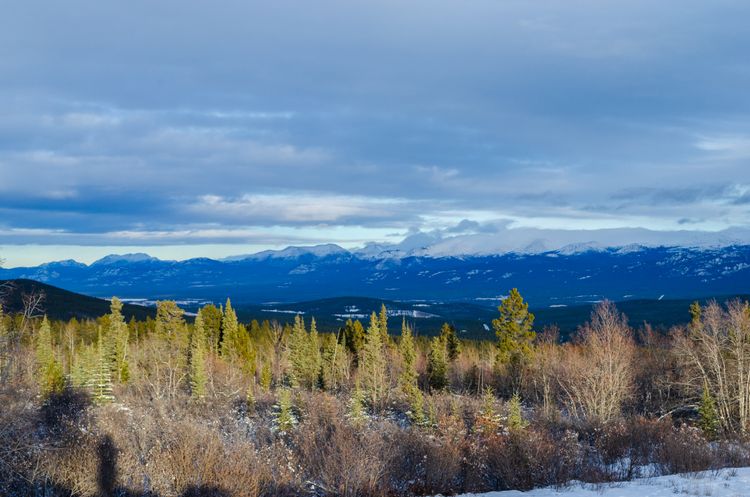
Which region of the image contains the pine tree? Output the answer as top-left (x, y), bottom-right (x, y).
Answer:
top-left (275, 387), bottom-right (296, 433)
top-left (399, 319), bottom-right (424, 423)
top-left (361, 312), bottom-right (387, 409)
top-left (220, 298), bottom-right (239, 359)
top-left (108, 297), bottom-right (130, 383)
top-left (698, 383), bottom-right (720, 439)
top-left (35, 316), bottom-right (65, 397)
top-left (493, 288), bottom-right (536, 391)
top-left (428, 335), bottom-right (448, 391)
top-left (440, 323), bottom-right (462, 363)
top-left (189, 312), bottom-right (208, 399)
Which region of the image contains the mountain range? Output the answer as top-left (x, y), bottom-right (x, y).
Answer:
top-left (2, 239), bottom-right (749, 308)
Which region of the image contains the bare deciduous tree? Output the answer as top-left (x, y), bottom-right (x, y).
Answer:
top-left (556, 301), bottom-right (636, 424)
top-left (674, 299), bottom-right (750, 434)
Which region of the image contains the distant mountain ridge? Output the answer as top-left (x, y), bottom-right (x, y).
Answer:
top-left (2, 243), bottom-right (750, 307)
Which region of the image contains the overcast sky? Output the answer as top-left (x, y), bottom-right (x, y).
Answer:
top-left (1, 0), bottom-right (750, 266)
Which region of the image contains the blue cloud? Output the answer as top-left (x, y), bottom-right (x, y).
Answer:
top-left (1, 0), bottom-right (750, 265)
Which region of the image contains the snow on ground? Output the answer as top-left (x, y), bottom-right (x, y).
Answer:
top-left (440, 468), bottom-right (750, 497)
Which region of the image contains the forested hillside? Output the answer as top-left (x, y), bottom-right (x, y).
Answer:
top-left (3, 288), bottom-right (750, 496)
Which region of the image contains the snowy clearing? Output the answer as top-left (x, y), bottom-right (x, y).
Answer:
top-left (441, 467), bottom-right (750, 497)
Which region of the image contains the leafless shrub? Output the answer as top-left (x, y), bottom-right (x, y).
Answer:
top-left (556, 301), bottom-right (636, 424)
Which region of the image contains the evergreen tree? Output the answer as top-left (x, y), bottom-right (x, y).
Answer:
top-left (35, 316), bottom-right (65, 397)
top-left (260, 361), bottom-right (273, 391)
top-left (476, 387), bottom-right (499, 434)
top-left (689, 301), bottom-right (703, 331)
top-left (71, 342), bottom-right (95, 390)
top-left (288, 314), bottom-right (308, 388)
top-left (155, 300), bottom-right (187, 339)
top-left (220, 298), bottom-right (239, 359)
top-left (108, 297), bottom-right (130, 383)
top-left (275, 387), bottom-right (296, 433)
top-left (698, 383), bottom-right (720, 439)
top-left (342, 319), bottom-right (365, 365)
top-left (199, 303), bottom-right (223, 352)
top-left (0, 305), bottom-right (8, 379)
top-left (379, 304), bottom-right (389, 343)
top-left (92, 326), bottom-right (115, 403)
top-left (428, 334), bottom-right (448, 391)
top-left (361, 312), bottom-right (387, 409)
top-left (440, 323), bottom-right (461, 363)
top-left (189, 312), bottom-right (208, 399)
top-left (321, 333), bottom-right (349, 391)
top-left (153, 301), bottom-right (188, 397)
top-left (348, 380), bottom-right (368, 426)
top-left (493, 288), bottom-right (536, 391)
top-left (507, 392), bottom-right (527, 431)
top-left (399, 319), bottom-right (424, 423)
top-left (308, 317), bottom-right (322, 389)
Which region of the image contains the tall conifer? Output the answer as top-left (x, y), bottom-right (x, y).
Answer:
top-left (361, 311), bottom-right (386, 408)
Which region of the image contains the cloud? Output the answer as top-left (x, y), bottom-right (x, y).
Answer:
top-left (1, 0), bottom-right (750, 265)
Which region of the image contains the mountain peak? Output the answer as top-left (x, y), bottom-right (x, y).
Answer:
top-left (91, 253), bottom-right (158, 266)
top-left (224, 244), bottom-right (349, 261)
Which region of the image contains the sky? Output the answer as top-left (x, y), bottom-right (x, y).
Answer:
top-left (1, 0), bottom-right (750, 266)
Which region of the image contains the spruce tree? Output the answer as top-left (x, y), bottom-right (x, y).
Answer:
top-left (288, 314), bottom-right (308, 388)
top-left (428, 334), bottom-right (448, 391)
top-left (342, 319), bottom-right (366, 365)
top-left (507, 392), bottom-right (527, 431)
top-left (348, 379), bottom-right (368, 426)
top-left (476, 386), bottom-right (499, 434)
top-left (379, 304), bottom-right (389, 343)
top-left (399, 319), bottom-right (424, 423)
top-left (308, 317), bottom-right (322, 389)
top-left (189, 312), bottom-right (208, 399)
top-left (698, 383), bottom-right (720, 439)
top-left (35, 316), bottom-right (65, 397)
top-left (440, 322), bottom-right (461, 363)
top-left (220, 298), bottom-right (239, 359)
top-left (275, 387), bottom-right (296, 433)
top-left (108, 297), bottom-right (130, 383)
top-left (361, 312), bottom-right (387, 409)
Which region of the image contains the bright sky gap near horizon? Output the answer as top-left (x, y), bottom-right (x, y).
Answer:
top-left (1, 1), bottom-right (749, 267)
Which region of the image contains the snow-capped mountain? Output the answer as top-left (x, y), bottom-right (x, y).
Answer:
top-left (223, 244), bottom-right (350, 261)
top-left (91, 253), bottom-right (160, 265)
top-left (2, 241), bottom-right (749, 306)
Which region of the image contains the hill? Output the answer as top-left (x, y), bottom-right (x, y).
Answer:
top-left (0, 279), bottom-right (154, 321)
top-left (1, 279), bottom-right (747, 339)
